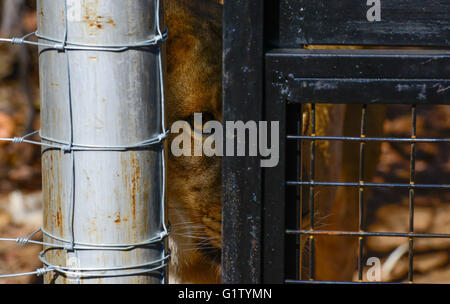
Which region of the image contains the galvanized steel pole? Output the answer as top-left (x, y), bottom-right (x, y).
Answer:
top-left (38, 0), bottom-right (167, 283)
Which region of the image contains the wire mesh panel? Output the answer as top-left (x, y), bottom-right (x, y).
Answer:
top-left (264, 49), bottom-right (449, 284)
top-left (285, 104), bottom-right (449, 283)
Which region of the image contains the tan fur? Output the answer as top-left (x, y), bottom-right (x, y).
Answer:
top-left (300, 104), bottom-right (385, 280)
top-left (165, 1), bottom-right (385, 283)
top-left (165, 0), bottom-right (222, 283)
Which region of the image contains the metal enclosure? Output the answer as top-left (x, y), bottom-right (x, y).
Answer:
top-left (38, 0), bottom-right (167, 283)
top-left (223, 0), bottom-right (449, 283)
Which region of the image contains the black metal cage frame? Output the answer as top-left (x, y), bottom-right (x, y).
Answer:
top-left (222, 0), bottom-right (450, 284)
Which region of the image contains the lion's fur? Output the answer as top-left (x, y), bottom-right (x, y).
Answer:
top-left (165, 0), bottom-right (223, 284)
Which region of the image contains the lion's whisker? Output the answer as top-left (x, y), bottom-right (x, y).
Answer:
top-left (172, 234), bottom-right (217, 240)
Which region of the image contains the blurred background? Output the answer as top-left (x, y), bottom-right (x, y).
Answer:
top-left (0, 0), bottom-right (42, 284)
top-left (0, 0), bottom-right (448, 284)
top-left (362, 104), bottom-right (450, 283)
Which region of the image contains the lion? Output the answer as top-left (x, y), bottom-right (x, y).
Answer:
top-left (165, 0), bottom-right (223, 284)
top-left (165, 0), bottom-right (385, 283)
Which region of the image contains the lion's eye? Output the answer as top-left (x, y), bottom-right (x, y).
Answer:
top-left (185, 112), bottom-right (216, 130)
top-left (201, 112), bottom-right (216, 124)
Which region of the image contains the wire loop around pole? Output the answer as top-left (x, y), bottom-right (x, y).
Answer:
top-left (2, 28), bottom-right (168, 52)
top-left (0, 0), bottom-right (169, 281)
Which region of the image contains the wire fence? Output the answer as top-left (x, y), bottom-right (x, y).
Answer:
top-left (285, 103), bottom-right (450, 283)
top-left (0, 0), bottom-right (169, 281)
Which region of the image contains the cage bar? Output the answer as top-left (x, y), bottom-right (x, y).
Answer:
top-left (408, 105), bottom-right (417, 283)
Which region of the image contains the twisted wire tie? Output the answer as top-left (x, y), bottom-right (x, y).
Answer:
top-left (158, 133), bottom-right (167, 142)
top-left (36, 268), bottom-right (49, 276)
top-left (12, 137), bottom-right (24, 144)
top-left (11, 37), bottom-right (25, 45)
top-left (61, 145), bottom-right (72, 153)
top-left (159, 230), bottom-right (168, 239)
top-left (64, 245), bottom-right (74, 251)
top-left (55, 43), bottom-right (65, 52)
top-left (16, 237), bottom-right (29, 245)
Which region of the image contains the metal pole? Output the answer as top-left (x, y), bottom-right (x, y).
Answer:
top-left (38, 0), bottom-right (167, 284)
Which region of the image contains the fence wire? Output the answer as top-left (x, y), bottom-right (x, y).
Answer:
top-left (0, 0), bottom-right (169, 281)
top-left (286, 103), bottom-right (450, 284)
